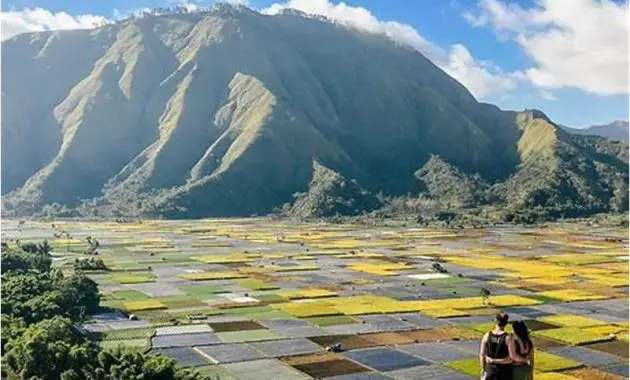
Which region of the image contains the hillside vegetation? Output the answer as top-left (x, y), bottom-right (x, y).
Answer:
top-left (1, 5), bottom-right (627, 222)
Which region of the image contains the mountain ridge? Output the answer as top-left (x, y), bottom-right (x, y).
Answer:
top-left (2, 6), bottom-right (627, 220)
top-left (562, 120), bottom-right (629, 143)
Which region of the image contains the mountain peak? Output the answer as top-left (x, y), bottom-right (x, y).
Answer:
top-left (561, 120), bottom-right (629, 143)
top-left (1, 11), bottom-right (627, 219)
top-left (519, 109), bottom-right (552, 125)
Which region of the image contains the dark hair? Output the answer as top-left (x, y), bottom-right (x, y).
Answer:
top-left (512, 321), bottom-right (532, 349)
top-left (495, 313), bottom-right (509, 327)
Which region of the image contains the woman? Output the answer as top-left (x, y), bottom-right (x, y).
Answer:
top-left (479, 313), bottom-right (513, 380)
top-left (511, 321), bottom-right (534, 380)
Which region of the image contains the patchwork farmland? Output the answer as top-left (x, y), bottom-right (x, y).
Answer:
top-left (2, 219), bottom-right (628, 379)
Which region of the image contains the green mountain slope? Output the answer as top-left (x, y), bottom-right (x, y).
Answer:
top-left (496, 111), bottom-right (628, 219)
top-left (1, 6), bottom-right (626, 219)
top-left (286, 161), bottom-right (381, 219)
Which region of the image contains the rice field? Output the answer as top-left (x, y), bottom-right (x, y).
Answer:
top-left (2, 219), bottom-right (628, 379)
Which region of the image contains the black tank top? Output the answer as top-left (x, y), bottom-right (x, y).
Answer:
top-left (486, 332), bottom-right (509, 359)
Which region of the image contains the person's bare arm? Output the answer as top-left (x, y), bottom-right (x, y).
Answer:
top-left (479, 333), bottom-right (489, 370)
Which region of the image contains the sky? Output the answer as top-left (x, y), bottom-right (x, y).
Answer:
top-left (1, 0), bottom-right (628, 127)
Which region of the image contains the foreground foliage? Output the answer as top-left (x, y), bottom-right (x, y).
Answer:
top-left (0, 243), bottom-right (208, 380)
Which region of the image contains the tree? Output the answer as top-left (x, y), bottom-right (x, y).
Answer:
top-left (86, 236), bottom-right (100, 255)
top-left (431, 262), bottom-right (448, 274)
top-left (73, 258), bottom-right (108, 272)
top-left (2, 270), bottom-right (100, 323)
top-left (90, 347), bottom-right (208, 380)
top-left (3, 324), bottom-right (208, 380)
top-left (0, 243), bottom-right (209, 380)
top-left (1, 246), bottom-right (52, 273)
top-left (480, 288), bottom-right (491, 306)
top-left (2, 316), bottom-right (98, 380)
top-left (55, 273), bottom-right (101, 318)
top-left (0, 315), bottom-right (26, 351)
top-left (21, 240), bottom-right (52, 255)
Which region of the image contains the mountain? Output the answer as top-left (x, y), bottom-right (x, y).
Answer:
top-left (562, 121), bottom-right (629, 143)
top-left (2, 5), bottom-right (627, 219)
top-left (286, 161), bottom-right (381, 219)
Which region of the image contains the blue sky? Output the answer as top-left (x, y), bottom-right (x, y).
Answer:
top-left (2, 0), bottom-right (628, 127)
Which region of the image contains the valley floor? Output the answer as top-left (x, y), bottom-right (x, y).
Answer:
top-left (2, 219), bottom-right (628, 379)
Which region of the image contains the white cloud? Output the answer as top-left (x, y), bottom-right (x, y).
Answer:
top-left (1, 8), bottom-right (109, 41)
top-left (539, 90), bottom-right (557, 101)
top-left (1, 0), bottom-right (523, 100)
top-left (444, 44), bottom-right (523, 98)
top-left (465, 0), bottom-right (629, 96)
top-left (263, 0), bottom-right (522, 99)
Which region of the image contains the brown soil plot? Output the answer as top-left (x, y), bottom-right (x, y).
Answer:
top-left (561, 367), bottom-right (625, 380)
top-left (282, 352), bottom-right (371, 378)
top-left (584, 341), bottom-right (629, 359)
top-left (361, 332), bottom-right (416, 345)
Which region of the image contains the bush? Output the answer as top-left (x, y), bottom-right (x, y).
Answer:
top-left (74, 258), bottom-right (108, 272)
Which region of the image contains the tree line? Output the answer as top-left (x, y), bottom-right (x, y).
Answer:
top-left (0, 242), bottom-right (208, 379)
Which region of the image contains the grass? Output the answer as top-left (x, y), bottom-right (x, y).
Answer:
top-left (445, 358), bottom-right (480, 376)
top-left (534, 350), bottom-right (583, 372)
top-left (243, 310), bottom-right (294, 320)
top-left (90, 327), bottom-right (156, 341)
top-left (158, 298), bottom-right (207, 309)
top-left (236, 279), bottom-right (279, 290)
top-left (99, 338), bottom-right (150, 352)
top-left (264, 265), bottom-right (319, 272)
top-left (410, 294), bottom-right (541, 311)
top-left (195, 365), bottom-right (239, 380)
top-left (279, 288), bottom-right (337, 299)
top-left (192, 255), bottom-right (256, 264)
top-left (134, 310), bottom-right (177, 325)
top-left (533, 327), bottom-right (614, 345)
top-left (112, 290), bottom-right (149, 300)
top-left (178, 272), bottom-right (247, 281)
top-left (180, 284), bottom-right (228, 296)
top-left (305, 315), bottom-right (356, 326)
top-left (109, 274), bottom-right (155, 284)
top-left (419, 308), bottom-right (469, 318)
top-left (583, 325), bottom-right (627, 336)
top-left (252, 294), bottom-right (286, 303)
top-left (217, 329), bottom-right (280, 343)
top-left (273, 303), bottom-right (342, 318)
top-left (167, 308), bottom-right (222, 321)
top-left (539, 254), bottom-right (619, 265)
top-left (124, 300), bottom-right (167, 312)
top-left (217, 306), bottom-right (274, 315)
top-left (536, 290), bottom-right (607, 302)
top-left (537, 315), bottom-right (607, 328)
top-left (347, 262), bottom-right (410, 276)
top-left (533, 372), bottom-right (580, 380)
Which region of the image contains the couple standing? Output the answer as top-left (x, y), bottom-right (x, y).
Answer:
top-left (479, 313), bottom-right (534, 380)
